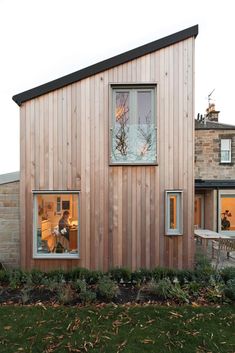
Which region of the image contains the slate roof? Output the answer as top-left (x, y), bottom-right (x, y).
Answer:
top-left (195, 119), bottom-right (235, 130)
top-left (0, 172), bottom-right (20, 185)
top-left (12, 25), bottom-right (198, 106)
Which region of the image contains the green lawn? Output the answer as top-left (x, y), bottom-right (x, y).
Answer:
top-left (0, 305), bottom-right (234, 353)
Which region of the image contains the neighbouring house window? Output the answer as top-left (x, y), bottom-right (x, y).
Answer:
top-left (165, 190), bottom-right (183, 235)
top-left (110, 86), bottom-right (157, 164)
top-left (220, 139), bottom-right (231, 163)
top-left (33, 192), bottom-right (79, 258)
top-left (219, 191), bottom-right (235, 234)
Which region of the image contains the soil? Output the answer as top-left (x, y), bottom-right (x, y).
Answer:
top-left (0, 284), bottom-right (165, 306)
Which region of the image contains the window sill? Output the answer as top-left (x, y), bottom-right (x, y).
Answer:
top-left (219, 162), bottom-right (233, 166)
top-left (33, 253), bottom-right (80, 260)
top-left (109, 162), bottom-right (159, 166)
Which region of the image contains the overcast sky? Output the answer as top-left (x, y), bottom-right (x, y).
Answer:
top-left (0, 0), bottom-right (234, 174)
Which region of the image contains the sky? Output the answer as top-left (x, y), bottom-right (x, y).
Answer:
top-left (0, 0), bottom-right (234, 174)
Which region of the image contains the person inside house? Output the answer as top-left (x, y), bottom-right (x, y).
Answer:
top-left (58, 210), bottom-right (70, 251)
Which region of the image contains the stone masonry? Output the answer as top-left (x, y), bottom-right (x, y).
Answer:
top-left (195, 129), bottom-right (235, 180)
top-left (0, 181), bottom-right (20, 268)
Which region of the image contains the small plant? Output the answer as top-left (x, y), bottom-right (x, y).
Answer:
top-left (20, 286), bottom-right (31, 304)
top-left (147, 278), bottom-right (173, 300)
top-left (109, 267), bottom-right (131, 283)
top-left (97, 276), bottom-right (119, 301)
top-left (79, 289), bottom-right (96, 304)
top-left (204, 278), bottom-right (224, 303)
top-left (73, 279), bottom-right (86, 293)
top-left (185, 281), bottom-right (201, 296)
top-left (224, 279), bottom-right (235, 301)
top-left (169, 283), bottom-right (189, 303)
top-left (57, 285), bottom-right (75, 304)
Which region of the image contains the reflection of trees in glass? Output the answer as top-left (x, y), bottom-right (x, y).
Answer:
top-left (138, 109), bottom-right (153, 157)
top-left (115, 93), bottom-right (129, 156)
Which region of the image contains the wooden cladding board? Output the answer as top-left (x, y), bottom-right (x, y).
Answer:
top-left (20, 37), bottom-right (195, 271)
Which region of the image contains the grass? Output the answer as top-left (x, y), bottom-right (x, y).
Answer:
top-left (0, 305), bottom-right (234, 353)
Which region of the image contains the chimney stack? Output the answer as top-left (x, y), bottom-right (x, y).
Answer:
top-left (206, 103), bottom-right (220, 122)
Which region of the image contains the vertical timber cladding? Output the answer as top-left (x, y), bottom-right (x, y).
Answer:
top-left (20, 37), bottom-right (195, 271)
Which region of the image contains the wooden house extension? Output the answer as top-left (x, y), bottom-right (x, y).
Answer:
top-left (13, 25), bottom-right (198, 271)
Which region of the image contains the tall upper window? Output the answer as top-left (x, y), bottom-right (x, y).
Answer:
top-left (110, 86), bottom-right (157, 164)
top-left (33, 192), bottom-right (79, 259)
top-left (220, 139), bottom-right (231, 163)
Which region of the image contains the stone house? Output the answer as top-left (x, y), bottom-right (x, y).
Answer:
top-left (194, 104), bottom-right (235, 234)
top-left (0, 172), bottom-right (20, 268)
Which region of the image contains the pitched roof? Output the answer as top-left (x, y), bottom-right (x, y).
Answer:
top-left (0, 171), bottom-right (20, 185)
top-left (12, 25), bottom-right (198, 106)
top-left (195, 119), bottom-right (235, 130)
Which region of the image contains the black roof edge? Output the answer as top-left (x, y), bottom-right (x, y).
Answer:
top-left (12, 25), bottom-right (198, 106)
top-left (195, 179), bottom-right (235, 189)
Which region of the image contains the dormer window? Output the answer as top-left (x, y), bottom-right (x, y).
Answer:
top-left (220, 139), bottom-right (231, 163)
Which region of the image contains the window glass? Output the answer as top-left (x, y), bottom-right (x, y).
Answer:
top-left (220, 195), bottom-right (235, 232)
top-left (111, 87), bottom-right (156, 164)
top-left (221, 139), bottom-right (231, 163)
top-left (35, 193), bottom-right (79, 257)
top-left (165, 191), bottom-right (183, 235)
top-left (169, 195), bottom-right (177, 229)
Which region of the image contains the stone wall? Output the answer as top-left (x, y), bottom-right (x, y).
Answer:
top-left (0, 181), bottom-right (20, 268)
top-left (195, 129), bottom-right (235, 180)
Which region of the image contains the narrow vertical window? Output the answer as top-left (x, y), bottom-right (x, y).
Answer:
top-left (165, 190), bottom-right (183, 235)
top-left (220, 139), bottom-right (231, 163)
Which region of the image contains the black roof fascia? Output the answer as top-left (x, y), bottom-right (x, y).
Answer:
top-left (195, 179), bottom-right (235, 189)
top-left (13, 25), bottom-right (198, 106)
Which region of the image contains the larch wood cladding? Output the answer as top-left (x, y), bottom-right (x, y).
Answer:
top-left (20, 37), bottom-right (195, 271)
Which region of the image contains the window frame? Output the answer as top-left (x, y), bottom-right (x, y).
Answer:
top-left (165, 190), bottom-right (183, 236)
top-left (109, 84), bottom-right (157, 166)
top-left (33, 190), bottom-right (80, 259)
top-left (220, 138), bottom-right (232, 163)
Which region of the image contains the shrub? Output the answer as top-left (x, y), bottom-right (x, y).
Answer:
top-left (224, 279), bottom-right (235, 301)
top-left (79, 289), bottom-right (96, 304)
top-left (220, 267), bottom-right (235, 284)
top-left (8, 270), bottom-right (28, 289)
top-left (97, 276), bottom-right (119, 301)
top-left (46, 269), bottom-right (66, 282)
top-left (109, 268), bottom-right (131, 283)
top-left (152, 267), bottom-right (177, 282)
top-left (0, 270), bottom-right (10, 285)
top-left (131, 268), bottom-right (153, 284)
top-left (30, 269), bottom-right (45, 285)
top-left (73, 279), bottom-right (86, 293)
top-left (83, 270), bottom-right (103, 285)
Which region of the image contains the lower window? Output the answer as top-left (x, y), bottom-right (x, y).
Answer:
top-left (219, 191), bottom-right (235, 235)
top-left (165, 190), bottom-right (183, 235)
top-left (33, 192), bottom-right (80, 258)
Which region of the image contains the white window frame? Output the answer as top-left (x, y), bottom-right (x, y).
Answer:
top-left (33, 190), bottom-right (80, 259)
top-left (220, 139), bottom-right (232, 163)
top-left (110, 84), bottom-right (157, 165)
top-left (218, 190), bottom-right (235, 236)
top-left (165, 190), bottom-right (183, 235)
